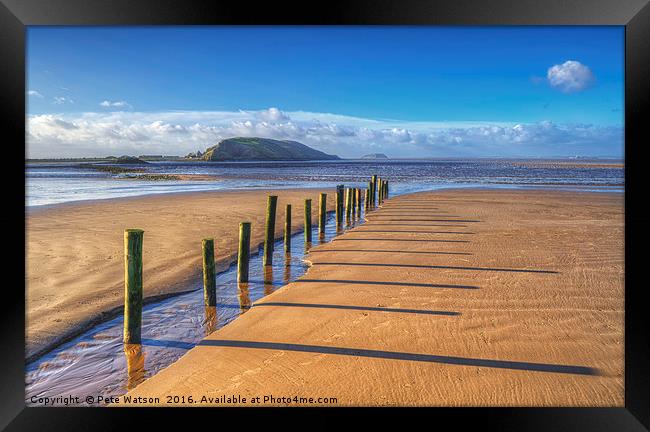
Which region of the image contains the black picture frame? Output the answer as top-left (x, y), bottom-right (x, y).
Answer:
top-left (2, 0), bottom-right (648, 429)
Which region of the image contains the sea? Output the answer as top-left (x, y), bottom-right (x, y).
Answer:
top-left (26, 158), bottom-right (624, 207)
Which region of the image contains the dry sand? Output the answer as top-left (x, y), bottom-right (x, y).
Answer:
top-left (26, 188), bottom-right (335, 361)
top-left (119, 189), bottom-right (623, 406)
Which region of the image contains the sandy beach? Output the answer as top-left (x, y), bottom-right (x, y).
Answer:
top-left (118, 188), bottom-right (624, 406)
top-left (26, 188), bottom-right (335, 361)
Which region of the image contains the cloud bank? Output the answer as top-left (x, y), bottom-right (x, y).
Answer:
top-left (27, 107), bottom-right (622, 158)
top-left (547, 60), bottom-right (595, 93)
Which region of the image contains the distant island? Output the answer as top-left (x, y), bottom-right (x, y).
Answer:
top-left (112, 155), bottom-right (149, 165)
top-left (186, 137), bottom-right (340, 161)
top-left (361, 153), bottom-right (388, 159)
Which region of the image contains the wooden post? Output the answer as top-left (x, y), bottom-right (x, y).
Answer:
top-left (284, 204), bottom-right (291, 253)
top-left (345, 188), bottom-right (352, 225)
top-left (371, 175), bottom-right (378, 207)
top-left (385, 181), bottom-right (389, 198)
top-left (379, 179), bottom-right (383, 205)
top-left (202, 238), bottom-right (216, 307)
top-left (319, 193), bottom-right (327, 235)
top-left (351, 187), bottom-right (356, 219)
top-left (364, 187), bottom-right (369, 212)
top-left (304, 198), bottom-right (312, 243)
top-left (237, 222), bottom-right (251, 283)
top-left (335, 187), bottom-right (342, 228)
top-left (337, 185), bottom-right (345, 226)
top-left (356, 188), bottom-right (362, 216)
top-left (263, 195), bottom-right (278, 266)
top-left (124, 229), bottom-right (144, 345)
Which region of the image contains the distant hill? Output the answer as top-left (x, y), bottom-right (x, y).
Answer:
top-left (361, 153), bottom-right (388, 159)
top-left (113, 155), bottom-right (148, 165)
top-left (200, 137), bottom-right (339, 161)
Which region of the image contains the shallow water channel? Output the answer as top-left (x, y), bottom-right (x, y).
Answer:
top-left (26, 211), bottom-right (363, 406)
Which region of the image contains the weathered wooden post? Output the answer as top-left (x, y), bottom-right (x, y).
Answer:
top-left (237, 222), bottom-right (251, 283)
top-left (124, 229), bottom-right (144, 345)
top-left (284, 204), bottom-right (291, 253)
top-left (319, 193), bottom-right (327, 236)
top-left (335, 187), bottom-right (342, 229)
top-left (263, 195), bottom-right (278, 266)
top-left (364, 187), bottom-right (369, 212)
top-left (337, 185), bottom-right (345, 226)
top-left (345, 188), bottom-right (352, 225)
top-left (371, 175), bottom-right (378, 207)
top-left (202, 238), bottom-right (217, 307)
top-left (379, 179), bottom-right (383, 205)
top-left (385, 181), bottom-right (389, 198)
top-left (304, 198), bottom-right (312, 243)
top-left (356, 188), bottom-right (362, 216)
top-left (351, 187), bottom-right (356, 219)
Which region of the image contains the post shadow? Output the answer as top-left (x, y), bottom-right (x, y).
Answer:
top-left (333, 238), bottom-right (470, 243)
top-left (307, 249), bottom-right (473, 255)
top-left (352, 230), bottom-right (475, 234)
top-left (252, 301), bottom-right (460, 316)
top-left (364, 218), bottom-right (482, 223)
top-left (297, 279), bottom-right (479, 289)
top-left (310, 262), bottom-right (558, 274)
top-left (197, 340), bottom-right (599, 376)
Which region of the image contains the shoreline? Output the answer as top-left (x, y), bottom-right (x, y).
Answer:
top-left (26, 188), bottom-right (338, 361)
top-left (26, 207), bottom-right (339, 365)
top-left (26, 182), bottom-right (623, 212)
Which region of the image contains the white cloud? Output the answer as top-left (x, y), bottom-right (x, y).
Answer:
top-left (26, 108), bottom-right (623, 159)
top-left (53, 96), bottom-right (74, 105)
top-left (28, 90), bottom-right (43, 98)
top-left (253, 107), bottom-right (290, 122)
top-left (547, 60), bottom-right (595, 93)
top-left (100, 100), bottom-right (132, 109)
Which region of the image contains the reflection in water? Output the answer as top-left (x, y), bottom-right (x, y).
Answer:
top-left (238, 282), bottom-right (251, 314)
top-left (25, 211), bottom-right (359, 405)
top-left (263, 266), bottom-right (274, 296)
top-left (124, 344), bottom-right (145, 391)
top-left (203, 306), bottom-right (217, 336)
top-left (284, 254), bottom-right (291, 283)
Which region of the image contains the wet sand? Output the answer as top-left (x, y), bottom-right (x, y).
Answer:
top-left (26, 188), bottom-right (335, 361)
top-left (120, 189), bottom-right (623, 406)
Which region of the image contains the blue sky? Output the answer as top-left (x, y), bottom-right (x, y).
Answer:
top-left (26, 26), bottom-right (624, 158)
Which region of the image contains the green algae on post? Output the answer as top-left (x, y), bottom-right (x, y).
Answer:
top-left (284, 204), bottom-right (291, 253)
top-left (202, 238), bottom-right (216, 307)
top-left (123, 229), bottom-right (144, 345)
top-left (238, 222), bottom-right (251, 283)
top-left (263, 195), bottom-right (278, 266)
top-left (319, 193), bottom-right (327, 236)
top-left (304, 198), bottom-right (312, 243)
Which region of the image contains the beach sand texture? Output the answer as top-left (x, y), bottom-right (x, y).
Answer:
top-left (26, 189), bottom-right (335, 361)
top-left (119, 189), bottom-right (623, 406)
